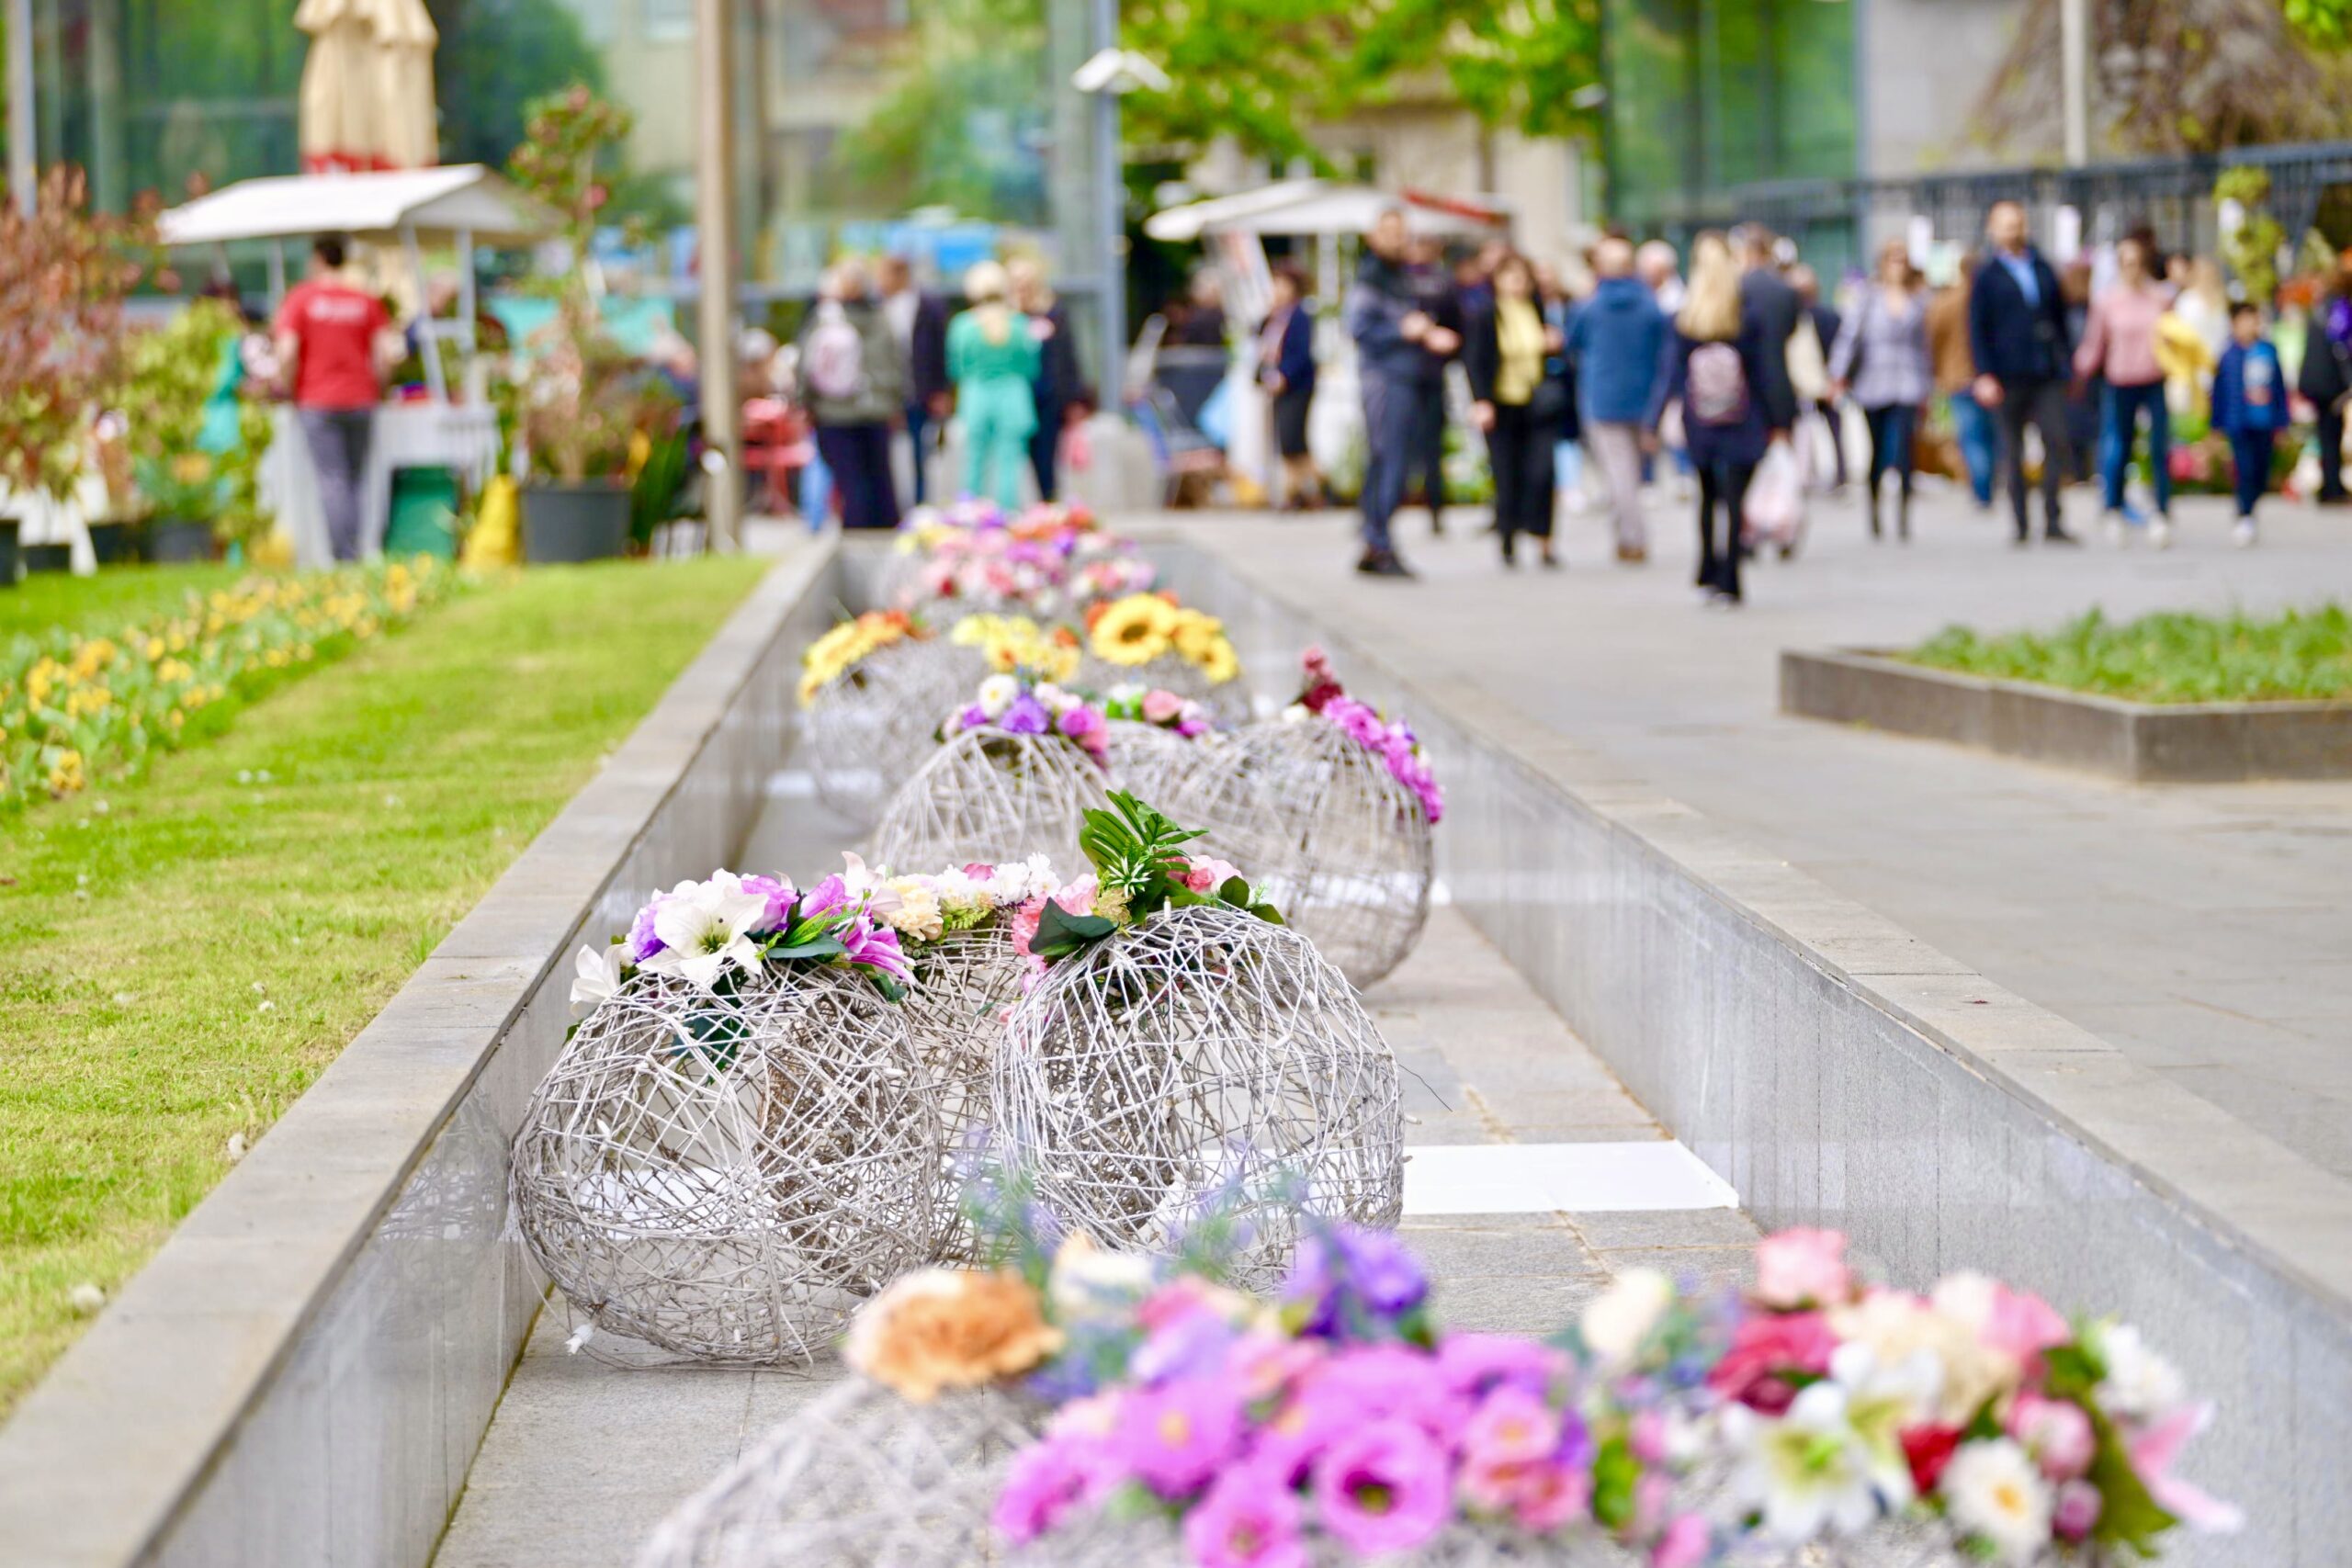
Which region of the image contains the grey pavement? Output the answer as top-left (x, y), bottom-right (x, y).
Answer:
top-left (1159, 478), bottom-right (2352, 1179)
top-left (432, 773), bottom-right (1753, 1567)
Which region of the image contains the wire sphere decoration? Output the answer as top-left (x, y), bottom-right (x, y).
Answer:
top-left (1080, 651), bottom-right (1251, 724)
top-left (1101, 719), bottom-right (1218, 805)
top-left (1012, 1515), bottom-right (1649, 1566)
top-left (510, 965), bottom-right (947, 1367)
top-left (869, 728), bottom-right (1113, 874)
top-left (1166, 717), bottom-right (1434, 988)
top-left (899, 920), bottom-right (1030, 1262)
top-left (994, 903), bottom-right (1404, 1291)
top-left (797, 638), bottom-right (969, 824)
top-left (634, 1377), bottom-right (1036, 1568)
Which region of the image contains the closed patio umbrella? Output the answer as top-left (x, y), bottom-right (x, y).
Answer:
top-left (295, 0), bottom-right (439, 172)
top-left (365, 0), bottom-right (439, 171)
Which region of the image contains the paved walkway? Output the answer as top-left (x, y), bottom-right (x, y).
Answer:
top-left (1161, 480), bottom-right (2352, 1180)
top-left (435, 770), bottom-right (1754, 1567)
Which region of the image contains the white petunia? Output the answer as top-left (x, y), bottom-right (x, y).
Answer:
top-left (1034, 682), bottom-right (1077, 714)
top-left (977, 674), bottom-right (1020, 718)
top-left (569, 942), bottom-right (627, 1018)
top-left (1939, 1438), bottom-right (2053, 1562)
top-left (638, 879), bottom-right (770, 990)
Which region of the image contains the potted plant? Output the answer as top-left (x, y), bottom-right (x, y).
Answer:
top-left (0, 168), bottom-right (151, 586)
top-left (117, 298), bottom-right (276, 563)
top-left (505, 85), bottom-right (666, 563)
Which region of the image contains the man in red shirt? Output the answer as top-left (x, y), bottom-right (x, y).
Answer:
top-left (273, 235), bottom-right (398, 561)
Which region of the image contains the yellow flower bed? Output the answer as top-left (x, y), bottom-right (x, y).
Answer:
top-left (0, 558), bottom-right (458, 809)
top-left (1083, 592), bottom-right (1240, 683)
top-left (949, 613), bottom-right (1081, 684)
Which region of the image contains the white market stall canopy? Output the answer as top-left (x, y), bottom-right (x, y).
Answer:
top-left (1146, 181), bottom-right (1511, 243)
top-left (158, 164), bottom-right (551, 246)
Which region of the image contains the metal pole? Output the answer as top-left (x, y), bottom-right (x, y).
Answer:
top-left (1089, 0), bottom-right (1125, 413)
top-left (2060, 0), bottom-right (2089, 166)
top-left (6, 0), bottom-right (34, 214)
top-left (694, 0), bottom-right (742, 549)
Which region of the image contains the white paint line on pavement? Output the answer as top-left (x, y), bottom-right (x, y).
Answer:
top-left (1402, 1141), bottom-right (1738, 1217)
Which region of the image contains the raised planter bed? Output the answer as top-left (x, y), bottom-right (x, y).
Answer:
top-left (1781, 646), bottom-right (2352, 783)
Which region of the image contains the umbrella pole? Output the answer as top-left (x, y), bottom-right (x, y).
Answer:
top-left (267, 241), bottom-right (287, 309)
top-left (6, 0), bottom-right (31, 215)
top-left (402, 221), bottom-right (448, 404)
top-left (457, 227), bottom-right (478, 355)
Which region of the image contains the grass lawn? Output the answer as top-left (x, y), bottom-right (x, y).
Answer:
top-left (0, 563), bottom-right (245, 644)
top-left (1906, 604), bottom-right (2352, 704)
top-left (0, 554), bottom-right (771, 1411)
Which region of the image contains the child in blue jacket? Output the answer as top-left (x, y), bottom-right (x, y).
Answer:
top-left (2211, 302), bottom-right (2290, 547)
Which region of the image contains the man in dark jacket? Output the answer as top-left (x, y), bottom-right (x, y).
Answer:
top-left (1345, 208), bottom-right (1443, 577)
top-left (1967, 199), bottom-right (2078, 544)
top-left (1734, 225), bottom-right (1803, 437)
top-left (1011, 258), bottom-right (1087, 504)
top-left (1405, 235), bottom-right (1464, 532)
top-left (878, 254), bottom-right (950, 506)
top-left (2298, 268), bottom-right (2352, 506)
top-left (1566, 237), bottom-right (1667, 562)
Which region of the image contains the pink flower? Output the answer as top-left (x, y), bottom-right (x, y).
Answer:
top-left (1230, 1330), bottom-right (1327, 1403)
top-left (1653, 1515), bottom-right (1713, 1568)
top-left (1182, 1465), bottom-right (1309, 1568)
top-left (1057, 704), bottom-right (1105, 741)
top-left (2007, 1393), bottom-right (2097, 1481)
top-left (1511, 1459), bottom-right (1593, 1532)
top-left (991, 1436), bottom-right (1120, 1544)
top-left (1182, 856), bottom-right (1244, 894)
top-left (1142, 688), bottom-right (1184, 723)
top-left (1705, 1310), bottom-right (1837, 1413)
top-left (2052, 1479), bottom-right (2103, 1540)
top-left (737, 873), bottom-right (796, 932)
top-left (1462, 1385), bottom-right (1560, 1469)
top-left (839, 913), bottom-right (912, 984)
top-left (1933, 1273), bottom-right (2072, 1362)
top-left (1435, 1333), bottom-right (1566, 1403)
top-left (2127, 1403), bottom-right (2244, 1533)
top-left (1310, 1418), bottom-right (1451, 1557)
top-left (1117, 1377), bottom-right (1244, 1498)
top-left (1753, 1227), bottom-right (1853, 1309)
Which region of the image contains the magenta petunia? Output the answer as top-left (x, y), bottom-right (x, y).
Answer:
top-left (1182, 1464), bottom-right (1310, 1568)
top-left (1117, 1376), bottom-right (1245, 1498)
top-left (1462, 1384), bottom-right (1561, 1469)
top-left (991, 1436), bottom-right (1122, 1545)
top-left (1310, 1417), bottom-right (1452, 1557)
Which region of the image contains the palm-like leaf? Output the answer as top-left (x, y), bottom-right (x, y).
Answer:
top-left (1078, 790), bottom-right (1203, 908)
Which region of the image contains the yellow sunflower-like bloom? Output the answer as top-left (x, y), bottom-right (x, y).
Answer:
top-left (1089, 594), bottom-right (1179, 667)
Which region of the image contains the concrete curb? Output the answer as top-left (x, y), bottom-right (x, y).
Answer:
top-left (1781, 646), bottom-right (2352, 782)
top-left (0, 539), bottom-right (840, 1568)
top-left (1155, 526), bottom-right (2352, 1565)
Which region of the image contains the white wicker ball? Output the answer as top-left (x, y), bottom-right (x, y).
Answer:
top-left (899, 920), bottom-right (1030, 1261)
top-left (798, 637), bottom-right (970, 823)
top-left (1169, 716), bottom-right (1433, 987)
top-left (1080, 652), bottom-right (1250, 723)
top-left (995, 903), bottom-right (1404, 1289)
top-left (869, 728), bottom-right (1112, 873)
top-left (635, 1377), bottom-right (1035, 1568)
top-left (510, 965), bottom-right (946, 1366)
top-left (1012, 1516), bottom-right (1648, 1566)
top-left (1101, 719), bottom-right (1215, 805)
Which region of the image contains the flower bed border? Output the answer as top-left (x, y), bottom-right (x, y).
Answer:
top-left (1781, 646), bottom-right (2352, 782)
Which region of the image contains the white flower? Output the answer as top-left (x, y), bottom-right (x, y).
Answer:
top-left (1034, 682), bottom-right (1076, 714)
top-left (1280, 703), bottom-right (1310, 724)
top-left (1046, 1234), bottom-right (1156, 1331)
top-left (2093, 1321), bottom-right (2184, 1419)
top-left (977, 674), bottom-right (1020, 719)
top-left (1832, 1289), bottom-right (2018, 1427)
top-left (637, 877), bottom-right (770, 990)
top-left (1579, 1268), bottom-right (1673, 1364)
top-left (1826, 1342), bottom-right (1935, 1510)
top-left (882, 878), bottom-right (944, 942)
top-left (1108, 682), bottom-right (1144, 705)
top-left (932, 866), bottom-right (985, 912)
top-left (1939, 1438), bottom-right (2053, 1562)
top-left (1725, 1382), bottom-right (1890, 1542)
top-left (569, 942), bottom-right (627, 1018)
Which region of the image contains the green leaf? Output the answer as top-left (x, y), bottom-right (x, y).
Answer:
top-left (2086, 1412), bottom-right (2178, 1551)
top-left (866, 971), bottom-right (907, 1003)
top-left (1589, 1433), bottom-right (1639, 1530)
top-left (770, 934), bottom-right (847, 963)
top-left (1033, 898), bottom-right (1118, 962)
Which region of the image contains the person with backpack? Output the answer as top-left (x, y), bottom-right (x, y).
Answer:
top-left (797, 257), bottom-right (909, 530)
top-left (1656, 232), bottom-right (1770, 607)
top-left (947, 261), bottom-right (1042, 511)
top-left (2212, 302), bottom-right (2290, 547)
top-left (1828, 239), bottom-right (1934, 541)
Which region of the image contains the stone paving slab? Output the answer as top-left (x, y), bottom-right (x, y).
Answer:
top-left (431, 774), bottom-right (1756, 1568)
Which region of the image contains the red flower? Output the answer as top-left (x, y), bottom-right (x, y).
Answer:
top-left (1900, 1425), bottom-right (1962, 1493)
top-left (1704, 1311), bottom-right (1836, 1414)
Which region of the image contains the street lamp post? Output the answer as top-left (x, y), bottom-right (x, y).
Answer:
top-left (1073, 43), bottom-right (1164, 422)
top-left (2060, 0), bottom-right (2090, 165)
top-left (694, 0), bottom-right (741, 549)
top-left (6, 0), bottom-right (35, 214)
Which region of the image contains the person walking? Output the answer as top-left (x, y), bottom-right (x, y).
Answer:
top-left (1535, 261), bottom-right (1586, 522)
top-left (1256, 262), bottom-right (1322, 512)
top-left (1968, 199), bottom-right (2077, 546)
top-left (1566, 237), bottom-right (1668, 563)
top-left (1404, 234), bottom-right (1464, 533)
top-left (272, 234), bottom-right (399, 561)
top-left (2075, 235), bottom-right (2174, 548)
top-left (1464, 251), bottom-right (1566, 569)
top-left (1791, 264), bottom-right (1849, 491)
top-left (1657, 232), bottom-right (1769, 607)
top-left (1828, 240), bottom-right (1934, 541)
top-left (2212, 302), bottom-right (2289, 547)
top-left (878, 254), bottom-right (951, 507)
top-left (1009, 258), bottom-right (1085, 504)
top-left (946, 261), bottom-right (1041, 511)
top-left (1344, 207), bottom-right (1438, 577)
top-left (2300, 256), bottom-right (2352, 506)
top-left (1732, 225), bottom-right (1803, 442)
top-left (1928, 253), bottom-right (1996, 509)
top-left (797, 257), bottom-right (908, 531)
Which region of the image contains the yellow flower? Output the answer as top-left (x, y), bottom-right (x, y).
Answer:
top-left (1089, 594), bottom-right (1178, 667)
top-left (843, 1268), bottom-right (1063, 1403)
top-left (1198, 638), bottom-right (1241, 685)
top-left (143, 638), bottom-right (164, 661)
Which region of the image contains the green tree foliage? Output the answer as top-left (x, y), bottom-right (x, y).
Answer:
top-left (831, 0), bottom-right (1055, 220)
top-left (2287, 0), bottom-right (2352, 45)
top-left (429, 0), bottom-right (610, 169)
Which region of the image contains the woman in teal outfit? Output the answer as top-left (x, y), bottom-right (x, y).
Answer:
top-left (946, 261), bottom-right (1040, 509)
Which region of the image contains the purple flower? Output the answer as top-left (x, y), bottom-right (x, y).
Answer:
top-left (1437, 1333), bottom-right (1567, 1403)
top-left (1056, 704), bottom-right (1105, 741)
top-left (737, 874), bottom-right (796, 933)
top-left (1115, 1376), bottom-right (1244, 1498)
top-left (1000, 693), bottom-right (1051, 735)
top-left (991, 1436), bottom-right (1121, 1545)
top-left (1284, 1225), bottom-right (1429, 1336)
top-left (1131, 1303), bottom-right (1241, 1386)
top-left (797, 874), bottom-right (849, 920)
top-left (1309, 1417), bottom-right (1451, 1556)
top-left (956, 702), bottom-right (989, 731)
top-left (627, 896), bottom-right (669, 962)
top-left (838, 913), bottom-right (912, 983)
top-left (1306, 1346), bottom-right (1460, 1444)
top-left (1182, 1464), bottom-right (1309, 1568)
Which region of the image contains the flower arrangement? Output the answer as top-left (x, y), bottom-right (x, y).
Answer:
top-left (1087, 593), bottom-right (1241, 685)
top-left (1013, 791), bottom-right (1283, 978)
top-left (888, 502), bottom-right (1156, 615)
top-left (1102, 682), bottom-right (1217, 739)
top-left (1284, 646), bottom-right (1443, 825)
top-left (942, 673), bottom-right (1113, 770)
top-left (798, 609), bottom-right (928, 705)
top-left (570, 866), bottom-right (915, 1015)
top-left (0, 558), bottom-right (451, 811)
top-left (1690, 1228), bottom-right (2238, 1563)
top-left (951, 613), bottom-right (1082, 685)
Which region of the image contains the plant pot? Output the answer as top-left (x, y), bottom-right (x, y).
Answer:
top-left (521, 481), bottom-right (630, 564)
top-left (0, 519), bottom-right (17, 588)
top-left (86, 521), bottom-right (137, 565)
top-left (147, 519), bottom-right (217, 564)
top-left (23, 543), bottom-right (72, 574)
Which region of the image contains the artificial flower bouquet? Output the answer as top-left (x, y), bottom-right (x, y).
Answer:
top-left (1684, 1228), bottom-right (2237, 1566)
top-left (1103, 682), bottom-right (1219, 739)
top-left (1285, 646), bottom-right (1443, 826)
top-left (939, 671), bottom-right (1114, 770)
top-left (797, 609), bottom-right (928, 706)
top-left (950, 612), bottom-right (1083, 685)
top-left (1088, 592), bottom-right (1244, 686)
top-left (1102, 682), bottom-right (1225, 801)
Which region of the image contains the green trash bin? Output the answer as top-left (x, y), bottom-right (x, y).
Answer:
top-left (384, 467), bottom-right (460, 559)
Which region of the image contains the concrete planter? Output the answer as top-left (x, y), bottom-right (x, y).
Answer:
top-left (521, 480), bottom-right (630, 564)
top-left (0, 517), bottom-right (17, 586)
top-left (1781, 646), bottom-right (2352, 783)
